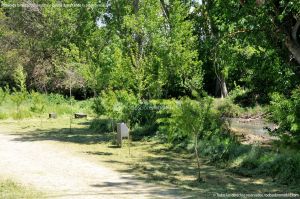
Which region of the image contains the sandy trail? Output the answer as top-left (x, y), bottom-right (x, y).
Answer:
top-left (0, 133), bottom-right (184, 199)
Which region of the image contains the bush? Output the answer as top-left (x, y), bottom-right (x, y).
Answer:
top-left (156, 99), bottom-right (185, 144)
top-left (214, 98), bottom-right (242, 117)
top-left (221, 145), bottom-right (300, 185)
top-left (12, 109), bottom-right (32, 120)
top-left (0, 112), bottom-right (8, 119)
top-left (130, 101), bottom-right (160, 126)
top-left (46, 93), bottom-right (69, 105)
top-left (258, 152), bottom-right (300, 184)
top-left (89, 119), bottom-right (112, 133)
top-left (200, 135), bottom-right (238, 163)
top-left (93, 89), bottom-right (138, 122)
top-left (269, 88), bottom-right (300, 145)
top-left (239, 146), bottom-right (261, 169)
top-left (131, 124), bottom-right (158, 141)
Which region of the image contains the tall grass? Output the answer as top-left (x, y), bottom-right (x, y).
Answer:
top-left (0, 92), bottom-right (93, 120)
top-left (200, 136), bottom-right (300, 185)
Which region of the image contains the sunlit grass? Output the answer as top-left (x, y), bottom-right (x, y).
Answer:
top-left (0, 178), bottom-right (44, 199)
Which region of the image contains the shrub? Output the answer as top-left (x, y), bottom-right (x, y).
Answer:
top-left (200, 135), bottom-right (238, 163)
top-left (92, 89), bottom-right (138, 132)
top-left (131, 124), bottom-right (158, 141)
top-left (89, 119), bottom-right (112, 133)
top-left (10, 90), bottom-right (27, 119)
top-left (259, 152), bottom-right (300, 184)
top-left (214, 98), bottom-right (242, 117)
top-left (0, 85), bottom-right (9, 106)
top-left (12, 109), bottom-right (32, 120)
top-left (239, 146), bottom-right (261, 169)
top-left (0, 112), bottom-right (8, 119)
top-left (130, 101), bottom-right (159, 126)
top-left (46, 93), bottom-right (69, 105)
top-left (269, 88), bottom-right (300, 145)
top-left (30, 92), bottom-right (46, 116)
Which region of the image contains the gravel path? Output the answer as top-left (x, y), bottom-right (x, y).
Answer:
top-left (0, 134), bottom-right (184, 199)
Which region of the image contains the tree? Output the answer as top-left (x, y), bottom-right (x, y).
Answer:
top-left (11, 65), bottom-right (27, 119)
top-left (193, 0), bottom-right (299, 101)
top-left (166, 97), bottom-right (214, 181)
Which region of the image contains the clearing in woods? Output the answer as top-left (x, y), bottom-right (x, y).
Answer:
top-left (0, 119), bottom-right (298, 199)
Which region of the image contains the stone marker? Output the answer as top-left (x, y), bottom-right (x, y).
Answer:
top-left (117, 123), bottom-right (129, 146)
top-left (49, 113), bottom-right (57, 119)
top-left (74, 113), bottom-right (87, 119)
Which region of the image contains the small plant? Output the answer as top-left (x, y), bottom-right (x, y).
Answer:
top-left (162, 97), bottom-right (221, 181)
top-left (11, 65), bottom-right (28, 120)
top-left (30, 91), bottom-right (46, 126)
top-left (11, 89), bottom-right (27, 120)
top-left (0, 85), bottom-right (9, 106)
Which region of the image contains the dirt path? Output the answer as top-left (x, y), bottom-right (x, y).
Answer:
top-left (0, 133), bottom-right (185, 199)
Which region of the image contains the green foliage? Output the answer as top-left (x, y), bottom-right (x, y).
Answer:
top-left (270, 88), bottom-right (300, 145)
top-left (11, 109), bottom-right (32, 120)
top-left (158, 97), bottom-right (222, 146)
top-left (89, 119), bottom-right (112, 133)
top-left (159, 97), bottom-right (223, 180)
top-left (130, 101), bottom-right (161, 126)
top-left (10, 90), bottom-right (27, 119)
top-left (214, 98), bottom-right (243, 117)
top-left (93, 89), bottom-right (138, 123)
top-left (30, 92), bottom-right (46, 115)
top-left (0, 85), bottom-right (9, 106)
top-left (0, 112), bottom-right (8, 120)
top-left (200, 135), bottom-right (238, 163)
top-left (131, 124), bottom-right (158, 141)
top-left (202, 140), bottom-right (300, 185)
top-left (0, 92), bottom-right (92, 120)
top-left (13, 65), bottom-right (27, 92)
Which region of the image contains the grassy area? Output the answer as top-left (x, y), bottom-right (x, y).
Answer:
top-left (0, 178), bottom-right (43, 199)
top-left (1, 117), bottom-right (299, 197)
top-left (0, 92), bottom-right (94, 120)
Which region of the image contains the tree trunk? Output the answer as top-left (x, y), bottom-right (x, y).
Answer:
top-left (220, 76), bottom-right (228, 98)
top-left (285, 19), bottom-right (300, 65)
top-left (133, 0), bottom-right (139, 14)
top-left (285, 36), bottom-right (300, 64)
top-left (69, 83), bottom-right (72, 100)
top-left (160, 0), bottom-right (169, 20)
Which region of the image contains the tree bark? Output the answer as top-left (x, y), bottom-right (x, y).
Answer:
top-left (132, 0), bottom-right (143, 61)
top-left (220, 76), bottom-right (228, 98)
top-left (160, 0), bottom-right (169, 20)
top-left (285, 19), bottom-right (300, 64)
top-left (285, 36), bottom-right (300, 64)
top-left (133, 0), bottom-right (139, 14)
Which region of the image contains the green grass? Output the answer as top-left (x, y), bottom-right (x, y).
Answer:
top-left (1, 117), bottom-right (299, 197)
top-left (0, 92), bottom-right (94, 120)
top-left (0, 178), bottom-right (43, 199)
